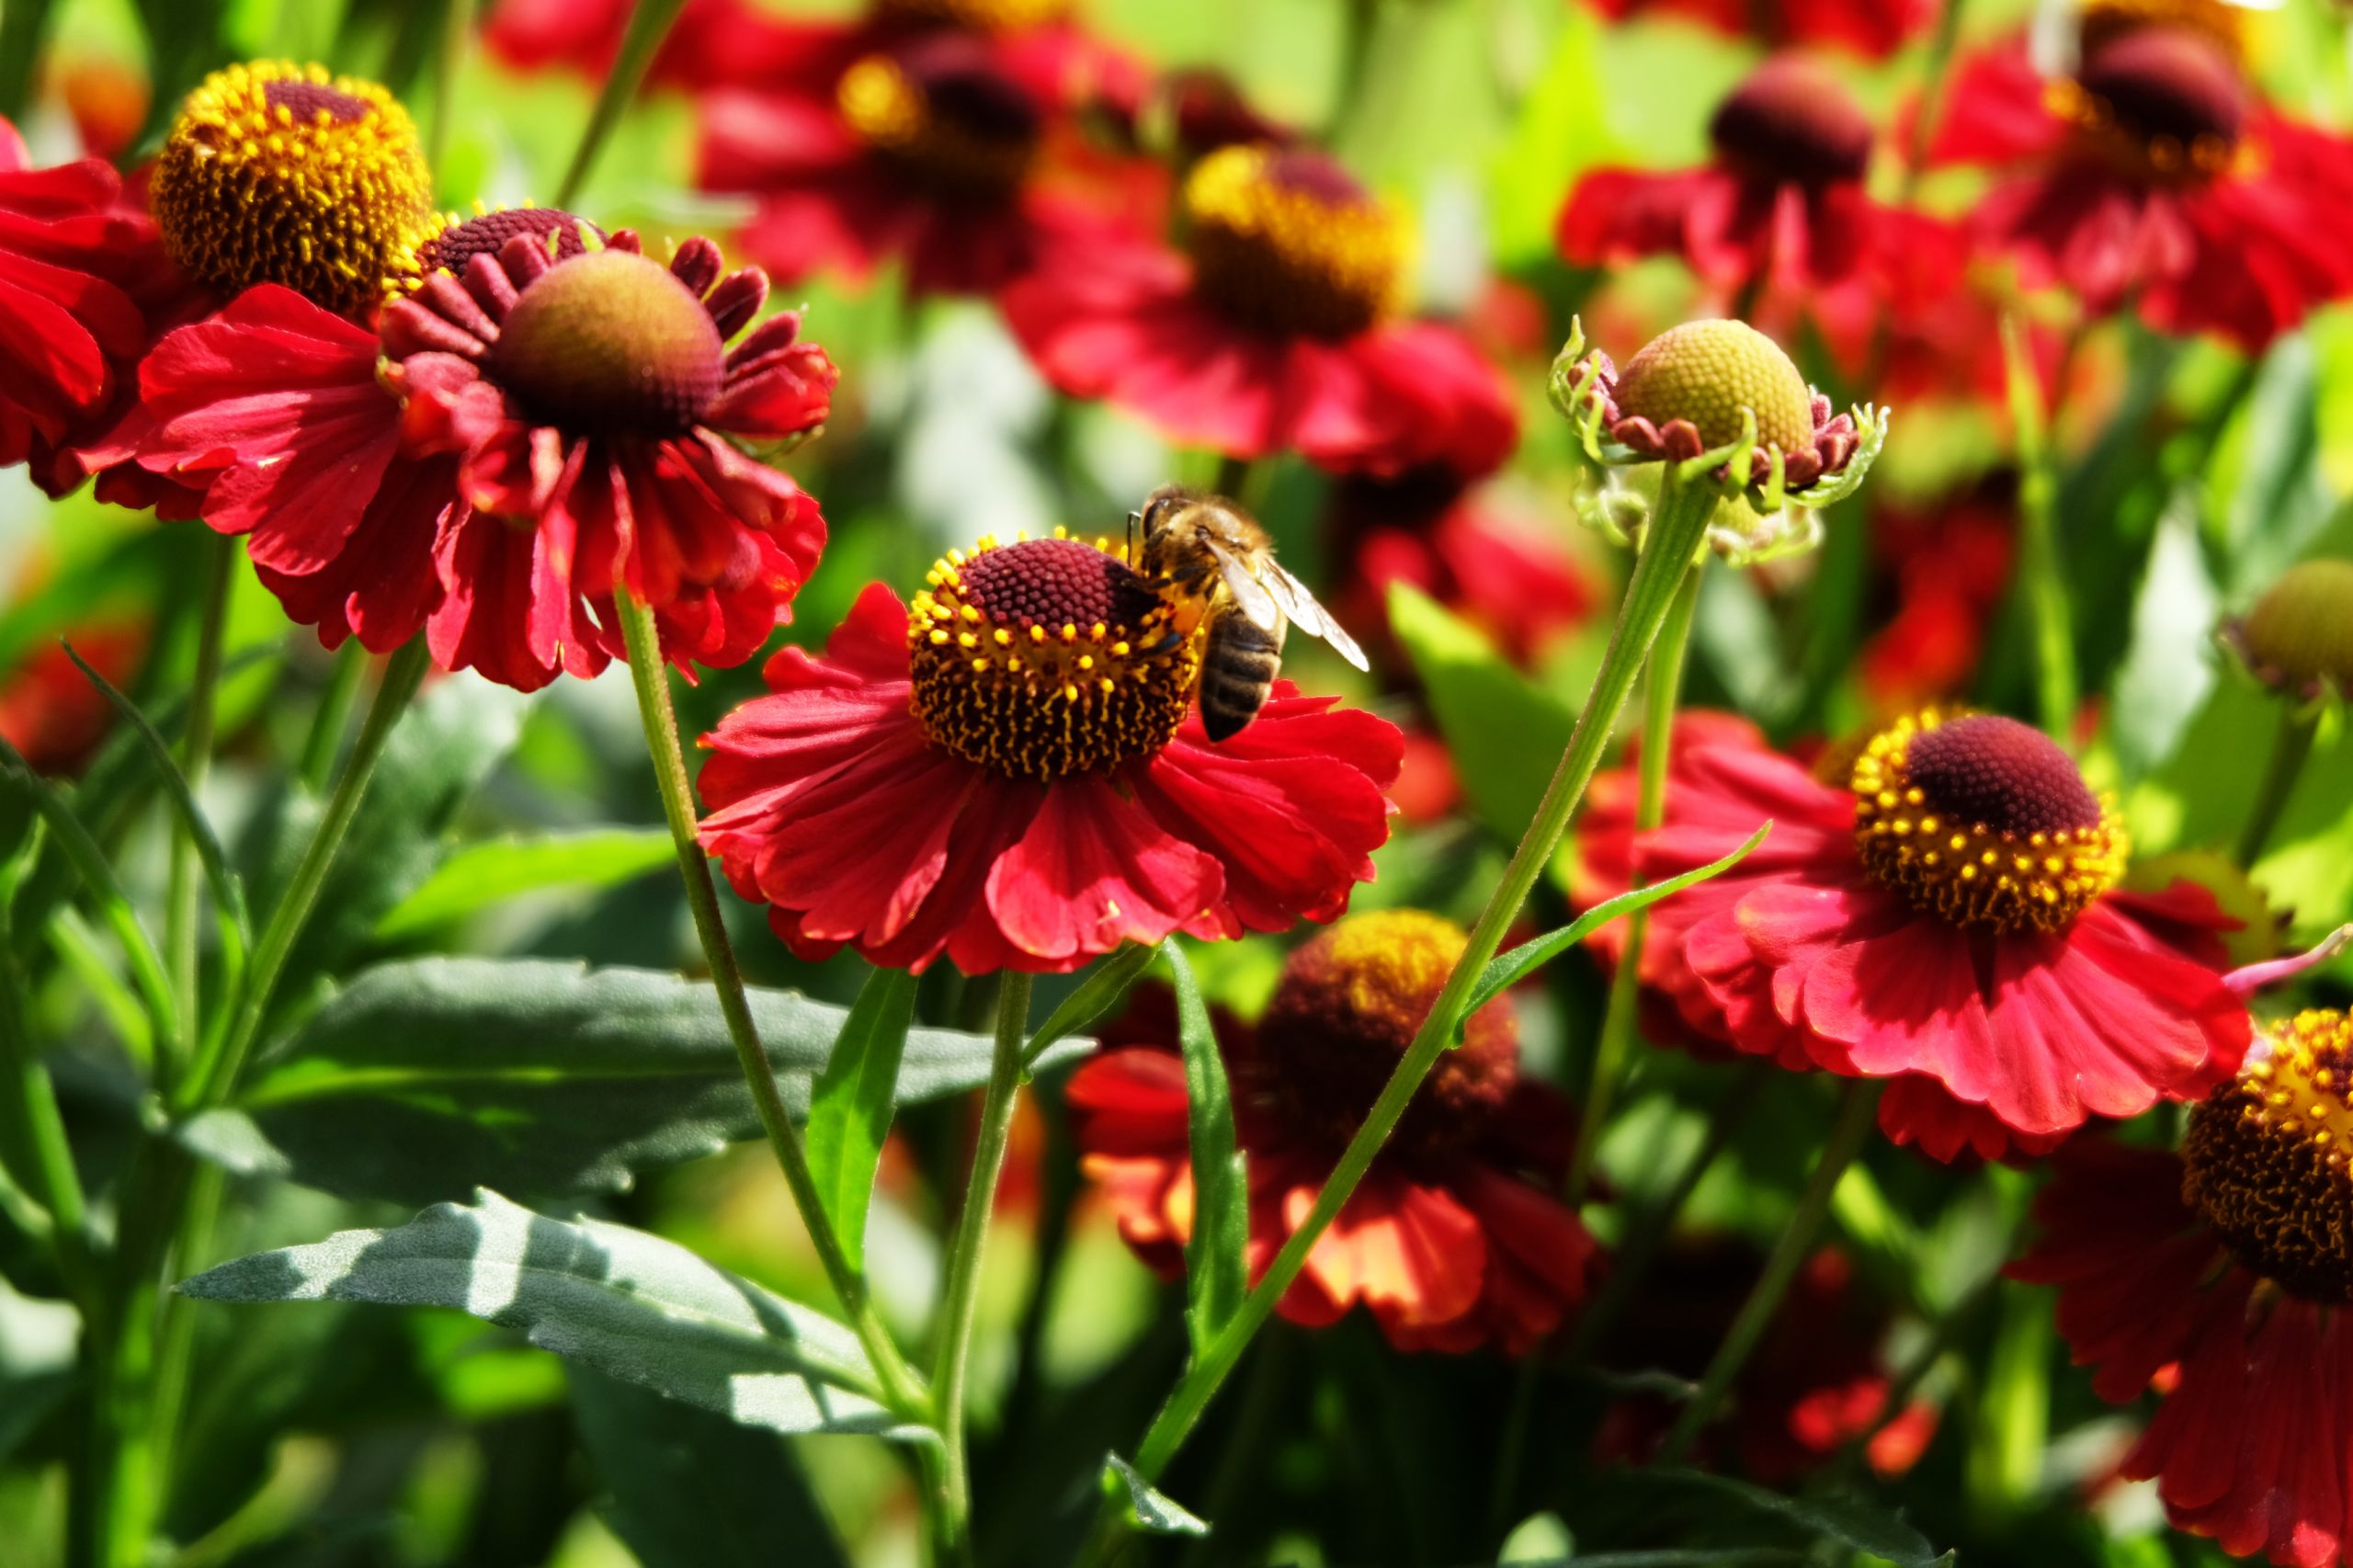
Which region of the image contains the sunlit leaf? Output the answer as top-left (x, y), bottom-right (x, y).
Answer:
top-left (802, 966), bottom-right (918, 1277)
top-left (373, 828), bottom-right (672, 937)
top-left (1390, 583), bottom-right (1576, 838)
top-left (1024, 941), bottom-right (1159, 1071)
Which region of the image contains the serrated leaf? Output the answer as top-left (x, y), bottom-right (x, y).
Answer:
top-left (1391, 584), bottom-right (1576, 838)
top-left (1104, 1453), bottom-right (1209, 1538)
top-left (1166, 942), bottom-right (1245, 1355)
top-left (571, 1365), bottom-right (851, 1568)
top-left (178, 1189), bottom-right (926, 1441)
top-left (374, 828), bottom-right (672, 937)
top-left (1466, 824), bottom-right (1770, 1019)
top-left (180, 957), bottom-right (1090, 1205)
top-left (802, 966), bottom-right (917, 1277)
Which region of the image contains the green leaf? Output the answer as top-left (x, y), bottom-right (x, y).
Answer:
top-left (1104, 1453), bottom-right (1209, 1538)
top-left (570, 1365), bottom-right (850, 1568)
top-left (2107, 491), bottom-right (2220, 778)
top-left (1391, 584), bottom-right (1577, 839)
top-left (180, 957), bottom-right (1091, 1205)
top-left (374, 828), bottom-right (672, 937)
top-left (1467, 824), bottom-right (1771, 1019)
top-left (178, 1188), bottom-right (926, 1440)
top-left (1166, 942), bottom-right (1245, 1355)
top-left (802, 966), bottom-right (918, 1277)
top-left (1023, 941), bottom-right (1159, 1071)
top-left (1630, 1471), bottom-right (1951, 1568)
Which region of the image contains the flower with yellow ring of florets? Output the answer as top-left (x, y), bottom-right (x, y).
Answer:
top-left (1548, 316), bottom-right (1888, 566)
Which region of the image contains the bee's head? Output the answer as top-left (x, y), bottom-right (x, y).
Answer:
top-left (1137, 484), bottom-right (1198, 538)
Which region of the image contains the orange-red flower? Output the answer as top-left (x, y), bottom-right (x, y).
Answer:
top-left (1859, 476), bottom-right (2018, 707)
top-left (99, 214), bottom-right (832, 690)
top-left (0, 621), bottom-right (145, 778)
top-left (1577, 710), bottom-right (2249, 1159)
top-left (1000, 143), bottom-right (1516, 477)
top-left (1066, 911), bottom-right (1599, 1353)
top-left (1931, 26), bottom-right (2353, 349)
top-left (697, 535), bottom-right (1403, 974)
top-left (1580, 0), bottom-right (1940, 58)
top-left (2014, 1016), bottom-right (2353, 1566)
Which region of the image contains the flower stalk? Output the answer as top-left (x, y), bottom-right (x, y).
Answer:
top-left (2235, 703), bottom-right (2319, 868)
top-left (1658, 1074), bottom-right (1883, 1463)
top-left (2003, 316), bottom-right (2076, 740)
top-left (610, 586), bottom-right (930, 1423)
top-left (164, 534), bottom-right (234, 1085)
top-left (932, 971), bottom-right (1033, 1565)
top-left (555, 0), bottom-right (690, 208)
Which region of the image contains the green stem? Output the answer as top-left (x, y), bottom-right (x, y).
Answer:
top-left (298, 641), bottom-right (369, 797)
top-left (181, 641), bottom-right (431, 1113)
top-left (609, 587), bottom-right (929, 1421)
top-left (1565, 562), bottom-right (1702, 1209)
top-left (2235, 704), bottom-right (2318, 868)
top-left (145, 1163), bottom-right (225, 1517)
top-left (931, 971), bottom-right (1031, 1567)
top-left (1657, 1076), bottom-right (1881, 1464)
top-left (165, 537), bottom-right (234, 1086)
top-left (1082, 464), bottom-right (1722, 1561)
top-left (553, 0), bottom-right (690, 209)
top-left (2004, 316), bottom-right (2076, 739)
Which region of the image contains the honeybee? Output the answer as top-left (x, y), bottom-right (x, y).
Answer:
top-left (1130, 485), bottom-right (1369, 742)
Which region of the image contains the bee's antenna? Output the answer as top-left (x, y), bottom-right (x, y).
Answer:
top-left (1126, 509), bottom-right (1142, 563)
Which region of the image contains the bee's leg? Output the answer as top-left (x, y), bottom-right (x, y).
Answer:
top-left (1132, 630), bottom-right (1186, 658)
top-left (1126, 510), bottom-right (1139, 563)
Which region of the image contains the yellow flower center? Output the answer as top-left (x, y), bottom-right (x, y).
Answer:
top-left (2047, 26), bottom-right (2249, 184)
top-left (1246, 909), bottom-right (1519, 1159)
top-left (907, 535), bottom-right (1199, 782)
top-left (1183, 143), bottom-right (1407, 340)
top-left (837, 46), bottom-right (1042, 203)
top-left (1850, 711), bottom-right (2126, 934)
top-left (2185, 1010), bottom-right (2353, 1302)
top-left (489, 250), bottom-right (725, 439)
top-left (151, 61), bottom-right (436, 318)
top-left (870, 0), bottom-right (1067, 29)
top-left (1613, 319), bottom-right (1818, 457)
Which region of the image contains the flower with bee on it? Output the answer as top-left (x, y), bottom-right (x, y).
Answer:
top-left (696, 528), bottom-right (1402, 975)
top-left (1549, 316), bottom-right (1889, 566)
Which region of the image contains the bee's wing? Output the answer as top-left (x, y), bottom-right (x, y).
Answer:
top-left (1262, 562), bottom-right (1370, 672)
top-left (1205, 539), bottom-right (1282, 631)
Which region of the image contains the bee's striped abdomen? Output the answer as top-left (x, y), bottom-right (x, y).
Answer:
top-left (1199, 609), bottom-right (1286, 742)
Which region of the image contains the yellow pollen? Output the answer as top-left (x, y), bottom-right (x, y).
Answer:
top-left (835, 51), bottom-right (1040, 202)
top-left (151, 60), bottom-right (435, 318)
top-left (2186, 1011), bottom-right (2353, 1303)
top-left (1183, 143), bottom-right (1409, 340)
top-left (1849, 710), bottom-right (2126, 934)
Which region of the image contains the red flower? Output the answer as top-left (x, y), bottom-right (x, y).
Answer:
top-left (1579, 0), bottom-right (1940, 58)
top-left (1000, 143), bottom-right (1516, 477)
top-left (1577, 710), bottom-right (2250, 1159)
top-left (1931, 28), bottom-right (2353, 349)
top-left (691, 8), bottom-right (1148, 297)
top-left (1594, 1241), bottom-right (1939, 1479)
top-left (1324, 465), bottom-right (1595, 670)
top-left (2013, 1015), bottom-right (2353, 1566)
top-left (101, 215), bottom-right (832, 690)
top-left (1859, 476), bottom-right (2018, 706)
top-left (1066, 911), bottom-right (1599, 1354)
top-left (697, 534), bottom-right (1403, 975)
top-left (0, 621), bottom-right (145, 777)
top-left (0, 117), bottom-right (176, 498)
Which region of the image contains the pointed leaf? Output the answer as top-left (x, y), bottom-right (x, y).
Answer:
top-left (180, 957), bottom-right (1091, 1205)
top-left (1023, 941), bottom-right (1159, 1071)
top-left (374, 828), bottom-right (673, 937)
top-left (1390, 584), bottom-right (1576, 838)
top-left (178, 1188), bottom-right (927, 1440)
top-left (1629, 1471), bottom-right (1950, 1568)
top-left (1167, 942), bottom-right (1245, 1354)
top-left (802, 965), bottom-right (918, 1276)
top-left (1104, 1453), bottom-right (1209, 1538)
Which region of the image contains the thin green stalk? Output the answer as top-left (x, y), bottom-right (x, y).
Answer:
top-left (0, 939), bottom-right (97, 1310)
top-left (932, 971), bottom-right (1031, 1567)
top-left (2004, 316), bottom-right (2075, 739)
top-left (165, 537), bottom-right (234, 1078)
top-left (609, 587), bottom-right (929, 1421)
top-left (1566, 562), bottom-right (1702, 1209)
top-left (1657, 1077), bottom-right (1881, 1463)
top-left (1898, 0), bottom-right (1969, 201)
top-left (145, 1162), bottom-right (225, 1517)
top-left (298, 641), bottom-right (369, 795)
top-left (2236, 704), bottom-right (2318, 868)
top-left (430, 0), bottom-right (477, 172)
top-left (1081, 466), bottom-right (1722, 1562)
top-left (181, 640), bottom-right (431, 1113)
top-left (554, 0), bottom-right (690, 208)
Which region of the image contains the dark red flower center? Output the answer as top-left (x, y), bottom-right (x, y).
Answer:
top-left (2051, 27), bottom-right (2247, 181)
top-left (151, 60), bottom-right (435, 317)
top-left (1709, 59), bottom-right (1874, 187)
top-left (1184, 144), bottom-right (1405, 340)
top-left (415, 208), bottom-right (599, 278)
top-left (1242, 910), bottom-right (1518, 1161)
top-left (837, 39), bottom-right (1042, 204)
top-left (488, 249), bottom-right (725, 439)
top-left (2076, 0), bottom-right (2248, 63)
top-left (906, 535), bottom-right (1199, 781)
top-left (2185, 1010), bottom-right (2353, 1303)
top-left (1850, 711), bottom-right (2124, 933)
